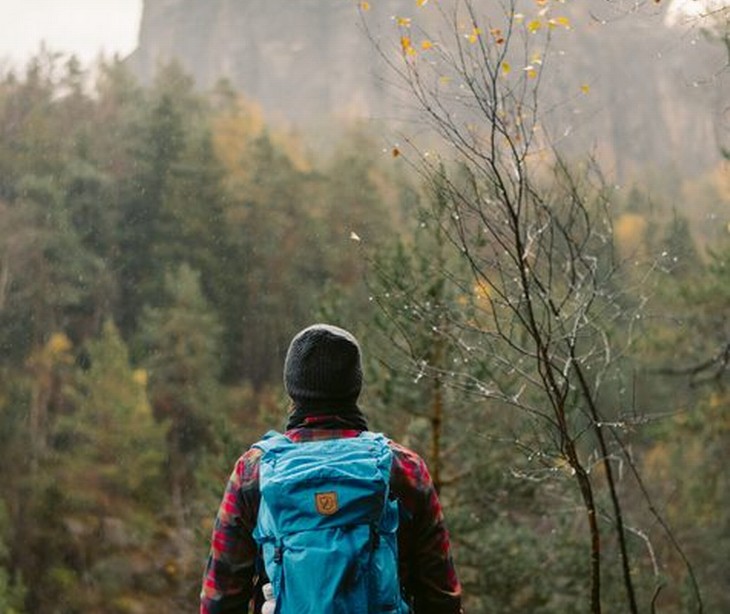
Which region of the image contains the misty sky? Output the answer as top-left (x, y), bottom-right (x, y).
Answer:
top-left (0, 0), bottom-right (143, 68)
top-left (0, 0), bottom-right (724, 72)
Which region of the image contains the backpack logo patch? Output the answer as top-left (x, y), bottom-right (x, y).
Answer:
top-left (315, 491), bottom-right (339, 515)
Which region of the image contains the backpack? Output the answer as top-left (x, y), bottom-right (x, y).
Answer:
top-left (252, 431), bottom-right (410, 614)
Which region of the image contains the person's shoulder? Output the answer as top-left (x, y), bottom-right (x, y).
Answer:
top-left (242, 445), bottom-right (264, 463)
top-left (385, 438), bottom-right (434, 492)
top-left (229, 444), bottom-right (264, 487)
top-left (387, 439), bottom-right (426, 466)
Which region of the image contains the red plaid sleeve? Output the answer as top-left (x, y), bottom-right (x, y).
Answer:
top-left (390, 442), bottom-right (464, 613)
top-left (200, 448), bottom-right (262, 614)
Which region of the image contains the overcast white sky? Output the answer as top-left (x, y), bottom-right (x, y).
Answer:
top-left (0, 0), bottom-right (143, 68)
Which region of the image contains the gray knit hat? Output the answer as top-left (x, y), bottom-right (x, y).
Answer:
top-left (284, 324), bottom-right (363, 408)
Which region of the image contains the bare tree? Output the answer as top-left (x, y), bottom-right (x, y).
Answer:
top-left (362, 0), bottom-right (702, 611)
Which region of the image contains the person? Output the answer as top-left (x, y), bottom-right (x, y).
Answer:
top-left (200, 323), bottom-right (463, 613)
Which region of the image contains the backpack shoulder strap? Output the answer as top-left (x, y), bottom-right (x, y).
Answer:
top-left (357, 430), bottom-right (391, 448)
top-left (251, 430), bottom-right (291, 456)
top-left (357, 431), bottom-right (393, 471)
top-left (356, 430), bottom-right (380, 442)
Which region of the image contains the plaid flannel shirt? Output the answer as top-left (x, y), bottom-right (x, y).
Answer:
top-left (200, 423), bottom-right (463, 613)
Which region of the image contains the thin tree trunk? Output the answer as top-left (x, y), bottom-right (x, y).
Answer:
top-left (574, 363), bottom-right (639, 613)
top-left (431, 374), bottom-right (443, 493)
top-left (29, 375), bottom-right (50, 471)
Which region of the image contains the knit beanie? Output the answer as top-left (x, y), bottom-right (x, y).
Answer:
top-left (284, 324), bottom-right (363, 410)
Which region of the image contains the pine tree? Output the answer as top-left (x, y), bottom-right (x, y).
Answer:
top-left (137, 264), bottom-right (223, 519)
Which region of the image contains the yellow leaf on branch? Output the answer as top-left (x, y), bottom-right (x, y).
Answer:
top-left (359, 1), bottom-right (371, 11)
top-left (548, 16), bottom-right (571, 29)
top-left (396, 16), bottom-right (412, 27)
top-left (527, 20), bottom-right (542, 33)
top-left (465, 26), bottom-right (482, 43)
top-left (401, 36), bottom-right (417, 56)
top-left (474, 281), bottom-right (492, 300)
top-left (501, 61), bottom-right (511, 76)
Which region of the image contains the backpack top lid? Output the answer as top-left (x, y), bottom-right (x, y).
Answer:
top-left (253, 431), bottom-right (395, 535)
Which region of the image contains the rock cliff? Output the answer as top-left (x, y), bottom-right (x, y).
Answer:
top-left (127, 0), bottom-right (729, 178)
top-left (128, 0), bottom-right (411, 124)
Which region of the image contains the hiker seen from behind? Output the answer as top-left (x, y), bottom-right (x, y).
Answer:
top-left (200, 323), bottom-right (464, 613)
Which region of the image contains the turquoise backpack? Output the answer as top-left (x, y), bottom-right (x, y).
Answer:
top-left (252, 431), bottom-right (410, 613)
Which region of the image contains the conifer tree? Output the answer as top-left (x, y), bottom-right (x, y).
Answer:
top-left (137, 264), bottom-right (223, 520)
